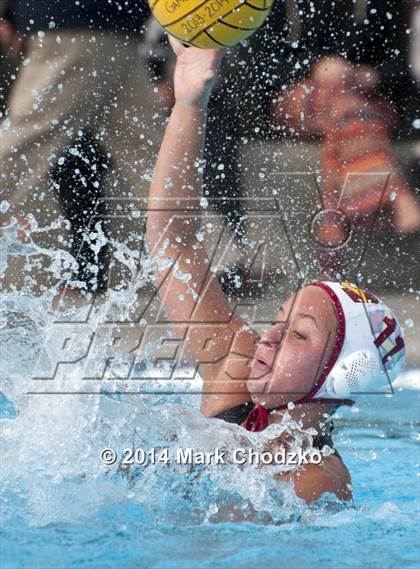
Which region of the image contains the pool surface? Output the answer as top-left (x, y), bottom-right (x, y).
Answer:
top-left (0, 266), bottom-right (419, 569)
top-left (1, 358), bottom-right (419, 569)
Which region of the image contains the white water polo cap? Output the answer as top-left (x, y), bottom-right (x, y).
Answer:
top-left (298, 281), bottom-right (406, 407)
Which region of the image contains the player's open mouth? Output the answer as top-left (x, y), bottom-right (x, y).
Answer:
top-left (253, 357), bottom-right (272, 373)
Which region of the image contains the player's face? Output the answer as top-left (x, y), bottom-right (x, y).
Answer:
top-left (247, 286), bottom-right (338, 409)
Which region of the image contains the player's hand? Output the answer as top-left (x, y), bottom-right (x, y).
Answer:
top-left (169, 35), bottom-right (224, 107)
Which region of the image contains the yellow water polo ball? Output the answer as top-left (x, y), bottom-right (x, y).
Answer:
top-left (148, 0), bottom-right (275, 48)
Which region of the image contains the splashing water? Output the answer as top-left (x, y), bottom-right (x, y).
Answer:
top-left (0, 220), bottom-right (419, 569)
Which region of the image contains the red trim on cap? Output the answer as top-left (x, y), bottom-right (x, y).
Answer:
top-left (293, 282), bottom-right (347, 406)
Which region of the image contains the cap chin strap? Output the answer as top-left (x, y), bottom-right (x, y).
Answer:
top-left (242, 405), bottom-right (269, 432)
top-left (243, 397), bottom-right (353, 433)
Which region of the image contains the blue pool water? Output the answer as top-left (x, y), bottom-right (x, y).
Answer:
top-left (0, 232), bottom-right (418, 568)
top-left (1, 379), bottom-right (419, 568)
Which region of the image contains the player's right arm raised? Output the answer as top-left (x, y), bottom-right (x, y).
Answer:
top-left (146, 38), bottom-right (228, 329)
top-left (146, 38), bottom-right (258, 416)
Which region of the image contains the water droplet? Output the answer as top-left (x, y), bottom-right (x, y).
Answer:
top-left (0, 201), bottom-right (10, 214)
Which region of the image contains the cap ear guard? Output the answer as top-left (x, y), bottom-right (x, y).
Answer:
top-left (326, 350), bottom-right (387, 399)
top-left (307, 281), bottom-right (406, 406)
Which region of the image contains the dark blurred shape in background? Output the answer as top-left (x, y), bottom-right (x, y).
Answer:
top-left (0, 0), bottom-right (166, 291)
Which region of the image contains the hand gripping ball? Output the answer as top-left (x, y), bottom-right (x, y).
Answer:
top-left (148, 0), bottom-right (275, 48)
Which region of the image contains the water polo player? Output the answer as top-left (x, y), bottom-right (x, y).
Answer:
top-left (146, 38), bottom-right (405, 504)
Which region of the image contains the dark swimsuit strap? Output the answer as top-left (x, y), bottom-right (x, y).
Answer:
top-left (214, 402), bottom-right (254, 425)
top-left (214, 403), bottom-right (336, 452)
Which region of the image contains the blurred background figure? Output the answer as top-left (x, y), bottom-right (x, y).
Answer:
top-left (0, 0), bottom-right (164, 291)
top-left (147, 0), bottom-right (420, 289)
top-left (270, 0), bottom-right (420, 240)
